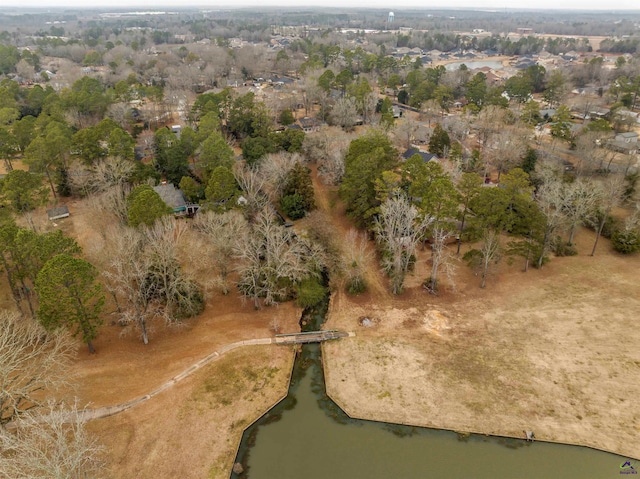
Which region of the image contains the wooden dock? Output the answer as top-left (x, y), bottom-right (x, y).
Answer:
top-left (274, 330), bottom-right (352, 345)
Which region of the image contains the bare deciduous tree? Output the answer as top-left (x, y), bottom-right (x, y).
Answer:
top-left (235, 210), bottom-right (322, 307)
top-left (193, 210), bottom-right (249, 294)
top-left (86, 182), bottom-right (132, 227)
top-left (141, 217), bottom-right (203, 322)
top-left (362, 91), bottom-right (378, 126)
top-left (106, 102), bottom-right (130, 129)
top-left (393, 117), bottom-right (421, 151)
top-left (487, 127), bottom-right (527, 181)
top-left (563, 177), bottom-right (600, 245)
top-left (71, 157), bottom-right (135, 197)
top-left (375, 196), bottom-right (433, 294)
top-left (590, 175), bottom-right (625, 256)
top-left (102, 225), bottom-right (153, 343)
top-left (303, 128), bottom-right (350, 186)
top-left (233, 163), bottom-right (269, 220)
top-left (259, 152), bottom-right (300, 203)
top-left (331, 96), bottom-right (358, 131)
top-left (103, 217), bottom-right (202, 344)
top-left (0, 401), bottom-right (105, 479)
top-left (301, 69), bottom-right (324, 117)
top-left (464, 228), bottom-right (502, 288)
top-left (574, 132), bottom-right (610, 177)
top-left (0, 311), bottom-right (74, 427)
top-left (474, 105), bottom-right (510, 152)
top-left (420, 99), bottom-right (441, 127)
top-left (534, 167), bottom-right (569, 267)
top-left (426, 223), bottom-right (457, 294)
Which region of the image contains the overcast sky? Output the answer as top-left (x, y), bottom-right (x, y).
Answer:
top-left (1, 0), bottom-right (639, 11)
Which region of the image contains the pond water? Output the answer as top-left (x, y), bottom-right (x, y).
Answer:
top-left (231, 303), bottom-right (631, 479)
top-left (445, 60), bottom-right (504, 71)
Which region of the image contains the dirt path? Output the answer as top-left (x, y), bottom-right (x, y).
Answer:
top-left (78, 331), bottom-right (354, 422)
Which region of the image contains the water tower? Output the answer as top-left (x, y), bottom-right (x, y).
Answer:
top-left (387, 11), bottom-right (394, 28)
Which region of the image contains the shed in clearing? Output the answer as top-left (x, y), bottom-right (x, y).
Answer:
top-left (47, 205), bottom-right (70, 221)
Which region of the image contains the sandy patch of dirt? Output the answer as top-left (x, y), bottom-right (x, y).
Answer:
top-left (0, 158), bottom-right (30, 175)
top-left (324, 226), bottom-right (640, 459)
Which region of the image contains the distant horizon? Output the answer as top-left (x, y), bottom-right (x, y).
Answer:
top-left (1, 1), bottom-right (640, 13)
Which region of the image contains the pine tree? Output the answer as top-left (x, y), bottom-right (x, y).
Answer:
top-left (281, 162), bottom-right (315, 219)
top-left (428, 123), bottom-right (451, 157)
top-left (36, 254), bottom-right (105, 354)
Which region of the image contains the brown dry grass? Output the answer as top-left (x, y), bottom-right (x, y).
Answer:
top-left (323, 225), bottom-right (640, 459)
top-left (85, 346), bottom-right (294, 479)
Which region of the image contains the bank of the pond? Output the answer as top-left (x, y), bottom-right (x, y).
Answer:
top-left (232, 341), bottom-right (631, 479)
top-left (230, 273), bottom-right (638, 479)
top-left (227, 347), bottom-right (297, 476)
top-left (321, 246), bottom-right (640, 463)
top-left (323, 370), bottom-right (638, 461)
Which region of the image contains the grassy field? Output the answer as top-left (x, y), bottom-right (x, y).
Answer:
top-left (323, 226), bottom-right (640, 459)
top-left (85, 346), bottom-right (295, 479)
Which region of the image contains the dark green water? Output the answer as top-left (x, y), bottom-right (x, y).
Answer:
top-left (231, 304), bottom-right (634, 479)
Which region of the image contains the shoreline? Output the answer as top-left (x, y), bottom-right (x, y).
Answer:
top-left (228, 346), bottom-right (297, 476)
top-left (322, 347), bottom-right (639, 462)
top-left (319, 243), bottom-right (640, 465)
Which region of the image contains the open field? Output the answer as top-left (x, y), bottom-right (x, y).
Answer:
top-left (323, 226), bottom-right (640, 459)
top-left (85, 345), bottom-right (295, 479)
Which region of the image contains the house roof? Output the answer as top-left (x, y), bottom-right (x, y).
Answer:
top-left (485, 72), bottom-right (502, 83)
top-left (47, 205), bottom-right (70, 220)
top-left (608, 138), bottom-right (638, 153)
top-left (402, 148), bottom-right (438, 162)
top-left (153, 183), bottom-right (187, 210)
top-left (299, 117), bottom-right (321, 128)
top-left (617, 132), bottom-right (638, 139)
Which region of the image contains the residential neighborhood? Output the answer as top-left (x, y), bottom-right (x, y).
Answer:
top-left (0, 5), bottom-right (639, 479)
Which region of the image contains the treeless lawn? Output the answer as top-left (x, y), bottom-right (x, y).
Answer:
top-left (84, 345), bottom-right (295, 479)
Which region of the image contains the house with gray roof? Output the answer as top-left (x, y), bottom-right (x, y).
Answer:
top-left (607, 132), bottom-right (638, 155)
top-left (153, 182), bottom-right (187, 213)
top-left (402, 148), bottom-right (439, 163)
